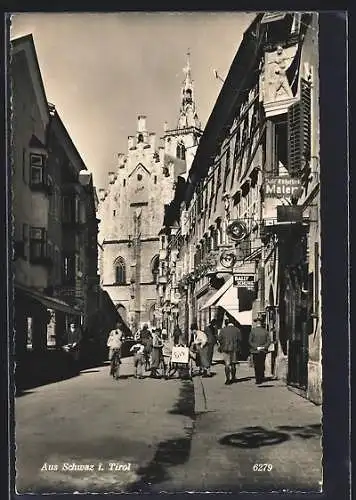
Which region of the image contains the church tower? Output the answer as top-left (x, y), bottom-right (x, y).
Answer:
top-left (98, 52), bottom-right (203, 333)
top-left (163, 51), bottom-right (203, 171)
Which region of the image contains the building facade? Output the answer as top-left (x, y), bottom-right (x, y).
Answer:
top-left (98, 55), bottom-right (202, 332)
top-left (159, 13), bottom-right (321, 404)
top-left (12, 35), bottom-right (116, 382)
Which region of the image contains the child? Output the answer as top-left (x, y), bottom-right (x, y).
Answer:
top-left (162, 332), bottom-right (174, 379)
top-left (129, 342), bottom-right (145, 379)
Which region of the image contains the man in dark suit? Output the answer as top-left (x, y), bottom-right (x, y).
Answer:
top-left (218, 321), bottom-right (242, 385)
top-left (204, 319), bottom-right (217, 366)
top-left (249, 316), bottom-right (271, 384)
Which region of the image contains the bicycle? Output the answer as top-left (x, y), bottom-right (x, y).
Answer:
top-left (110, 349), bottom-right (121, 380)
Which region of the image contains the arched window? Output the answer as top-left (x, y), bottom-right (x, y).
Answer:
top-left (114, 257), bottom-right (126, 284)
top-left (176, 142), bottom-right (186, 161)
top-left (151, 255), bottom-right (160, 282)
top-left (137, 133), bottom-right (144, 143)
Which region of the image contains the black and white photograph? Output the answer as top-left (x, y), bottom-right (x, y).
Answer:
top-left (8, 10), bottom-right (337, 494)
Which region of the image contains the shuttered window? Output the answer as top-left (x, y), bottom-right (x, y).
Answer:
top-left (287, 78), bottom-right (311, 176)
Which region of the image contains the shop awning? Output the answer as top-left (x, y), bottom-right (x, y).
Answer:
top-left (200, 276), bottom-right (233, 310)
top-left (216, 284), bottom-right (252, 326)
top-left (261, 12), bottom-right (287, 24)
top-left (16, 284), bottom-right (82, 316)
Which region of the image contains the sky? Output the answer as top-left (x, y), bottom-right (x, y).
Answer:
top-left (10, 12), bottom-right (256, 190)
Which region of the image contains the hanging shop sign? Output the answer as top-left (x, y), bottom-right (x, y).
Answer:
top-left (226, 220), bottom-right (248, 242)
top-left (277, 205), bottom-right (303, 222)
top-left (233, 274), bottom-right (255, 291)
top-left (220, 250), bottom-right (237, 269)
top-left (265, 177), bottom-right (301, 198)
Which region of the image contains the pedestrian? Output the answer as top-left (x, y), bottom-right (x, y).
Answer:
top-left (178, 327), bottom-right (189, 346)
top-left (140, 324), bottom-right (153, 371)
top-left (205, 319), bottom-right (218, 367)
top-left (107, 323), bottom-right (124, 378)
top-left (129, 341), bottom-right (145, 379)
top-left (150, 328), bottom-right (163, 378)
top-left (64, 323), bottom-right (82, 364)
top-left (162, 330), bottom-right (174, 379)
top-left (218, 320), bottom-right (242, 385)
top-left (249, 316), bottom-right (271, 384)
top-left (173, 324), bottom-right (182, 346)
top-left (190, 323), bottom-right (211, 377)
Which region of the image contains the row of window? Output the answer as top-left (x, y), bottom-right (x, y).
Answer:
top-left (185, 78), bottom-right (311, 237)
top-left (16, 224), bottom-right (85, 283)
top-left (113, 255), bottom-right (159, 285)
top-left (24, 153), bottom-right (88, 224)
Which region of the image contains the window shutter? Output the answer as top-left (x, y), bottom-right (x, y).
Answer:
top-left (287, 79), bottom-right (311, 177)
top-left (300, 78), bottom-right (311, 161)
top-left (287, 101), bottom-right (301, 176)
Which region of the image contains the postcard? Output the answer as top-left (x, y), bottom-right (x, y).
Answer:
top-left (8, 10), bottom-right (348, 495)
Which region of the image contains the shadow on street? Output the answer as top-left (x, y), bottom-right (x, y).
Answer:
top-left (127, 380), bottom-right (195, 492)
top-left (219, 423), bottom-right (321, 449)
top-left (231, 376), bottom-right (255, 383)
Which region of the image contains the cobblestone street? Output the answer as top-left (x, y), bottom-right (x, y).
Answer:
top-left (15, 355), bottom-right (322, 494)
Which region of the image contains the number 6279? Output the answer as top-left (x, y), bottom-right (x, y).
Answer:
top-left (253, 464), bottom-right (273, 472)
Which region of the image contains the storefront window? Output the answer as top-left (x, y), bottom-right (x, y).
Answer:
top-left (27, 317), bottom-right (33, 349)
top-left (46, 309), bottom-right (56, 347)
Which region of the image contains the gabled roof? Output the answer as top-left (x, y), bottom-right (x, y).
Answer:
top-left (50, 109), bottom-right (87, 173)
top-left (128, 162), bottom-right (151, 178)
top-left (11, 33), bottom-right (50, 127)
top-left (185, 13), bottom-right (265, 204)
top-left (29, 134), bottom-right (46, 150)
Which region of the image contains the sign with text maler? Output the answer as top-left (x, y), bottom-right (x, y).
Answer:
top-left (265, 177), bottom-right (301, 198)
top-left (233, 274), bottom-right (255, 291)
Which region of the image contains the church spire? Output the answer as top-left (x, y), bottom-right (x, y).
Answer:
top-left (178, 50), bottom-right (201, 130)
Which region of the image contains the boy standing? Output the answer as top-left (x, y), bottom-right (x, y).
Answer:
top-left (162, 331), bottom-right (174, 379)
top-left (129, 342), bottom-right (145, 379)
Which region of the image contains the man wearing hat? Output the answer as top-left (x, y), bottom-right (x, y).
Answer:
top-left (217, 319), bottom-right (242, 385)
top-left (249, 316), bottom-right (271, 384)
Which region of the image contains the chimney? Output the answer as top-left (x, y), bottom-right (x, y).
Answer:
top-left (108, 171), bottom-right (116, 184)
top-left (149, 132), bottom-right (156, 149)
top-left (163, 121), bottom-right (168, 132)
top-left (137, 115), bottom-right (147, 133)
top-left (128, 136), bottom-right (135, 150)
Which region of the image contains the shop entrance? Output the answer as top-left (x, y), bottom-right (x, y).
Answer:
top-left (284, 266), bottom-right (309, 390)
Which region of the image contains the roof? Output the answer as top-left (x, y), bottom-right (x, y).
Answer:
top-left (185, 13), bottom-right (265, 204)
top-left (11, 34), bottom-right (50, 127)
top-left (50, 109), bottom-right (87, 173)
top-left (162, 176), bottom-right (187, 227)
top-left (29, 134), bottom-right (46, 150)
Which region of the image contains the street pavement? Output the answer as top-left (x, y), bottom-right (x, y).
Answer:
top-left (15, 354), bottom-right (322, 494)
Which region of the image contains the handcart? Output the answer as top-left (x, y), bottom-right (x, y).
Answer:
top-left (167, 345), bottom-right (194, 379)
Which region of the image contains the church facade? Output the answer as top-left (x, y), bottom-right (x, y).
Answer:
top-left (98, 54), bottom-right (202, 331)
